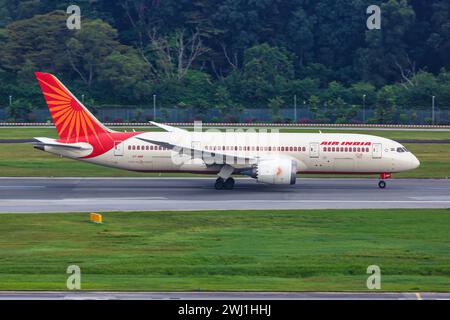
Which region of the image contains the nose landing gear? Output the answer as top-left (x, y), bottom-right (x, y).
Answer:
top-left (378, 173), bottom-right (391, 189)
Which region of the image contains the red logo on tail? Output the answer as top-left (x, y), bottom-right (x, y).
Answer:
top-left (35, 72), bottom-right (140, 158)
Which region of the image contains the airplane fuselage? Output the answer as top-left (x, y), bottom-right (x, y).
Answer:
top-left (41, 131), bottom-right (420, 175)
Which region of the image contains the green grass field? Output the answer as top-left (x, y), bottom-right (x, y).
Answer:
top-left (0, 209), bottom-right (448, 291)
top-left (1, 127), bottom-right (450, 177)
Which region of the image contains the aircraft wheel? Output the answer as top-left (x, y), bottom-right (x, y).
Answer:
top-left (224, 177), bottom-right (235, 190)
top-left (378, 180), bottom-right (386, 189)
top-left (214, 177), bottom-right (225, 190)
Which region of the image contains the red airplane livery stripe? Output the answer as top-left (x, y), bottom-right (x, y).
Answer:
top-left (35, 72), bottom-right (141, 158)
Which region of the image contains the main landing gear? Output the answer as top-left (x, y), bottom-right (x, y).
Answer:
top-left (378, 173), bottom-right (392, 189)
top-left (215, 177), bottom-right (235, 190)
top-left (215, 164), bottom-right (236, 190)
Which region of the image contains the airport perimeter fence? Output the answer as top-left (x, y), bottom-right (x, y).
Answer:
top-left (2, 122), bottom-right (450, 129)
top-left (1, 106), bottom-right (450, 126)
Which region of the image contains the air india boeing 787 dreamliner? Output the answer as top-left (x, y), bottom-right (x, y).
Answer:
top-left (33, 72), bottom-right (420, 190)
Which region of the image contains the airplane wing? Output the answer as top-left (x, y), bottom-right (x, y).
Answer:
top-left (136, 137), bottom-right (255, 167)
top-left (150, 121), bottom-right (188, 133)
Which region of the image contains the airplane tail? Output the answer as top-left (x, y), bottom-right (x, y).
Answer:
top-left (35, 72), bottom-right (113, 143)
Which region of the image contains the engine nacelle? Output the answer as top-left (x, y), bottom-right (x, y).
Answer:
top-left (250, 159), bottom-right (297, 185)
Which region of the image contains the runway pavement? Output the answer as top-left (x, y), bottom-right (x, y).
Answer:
top-left (0, 291), bottom-right (448, 300)
top-left (1, 177), bottom-right (450, 213)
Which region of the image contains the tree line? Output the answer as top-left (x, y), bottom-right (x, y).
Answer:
top-left (0, 0), bottom-right (449, 123)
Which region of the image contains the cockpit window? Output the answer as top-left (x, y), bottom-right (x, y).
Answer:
top-left (397, 147), bottom-right (409, 153)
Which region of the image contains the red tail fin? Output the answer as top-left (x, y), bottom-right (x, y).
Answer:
top-left (35, 72), bottom-right (112, 143)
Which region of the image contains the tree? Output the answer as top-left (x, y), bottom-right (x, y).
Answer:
top-left (399, 72), bottom-right (439, 108)
top-left (427, 1), bottom-right (450, 70)
top-left (0, 11), bottom-right (69, 73)
top-left (321, 81), bottom-right (356, 123)
top-left (356, 0), bottom-right (416, 86)
top-left (97, 49), bottom-right (152, 102)
top-left (146, 29), bottom-right (209, 81)
top-left (268, 96), bottom-right (285, 122)
top-left (375, 85), bottom-right (401, 123)
top-left (349, 82), bottom-right (377, 108)
top-left (66, 19), bottom-right (124, 88)
top-left (229, 43), bottom-right (295, 107)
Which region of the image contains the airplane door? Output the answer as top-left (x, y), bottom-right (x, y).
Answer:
top-left (191, 141), bottom-right (201, 150)
top-left (372, 143), bottom-right (382, 159)
top-left (309, 142), bottom-right (320, 158)
top-left (114, 141), bottom-right (124, 156)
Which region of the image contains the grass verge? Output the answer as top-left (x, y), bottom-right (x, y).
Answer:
top-left (0, 209), bottom-right (449, 291)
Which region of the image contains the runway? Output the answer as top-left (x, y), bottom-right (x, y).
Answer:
top-left (1, 177), bottom-right (450, 213)
top-left (0, 291), bottom-right (448, 300)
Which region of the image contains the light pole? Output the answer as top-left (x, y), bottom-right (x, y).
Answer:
top-left (294, 94), bottom-right (297, 123)
top-left (432, 95), bottom-right (436, 125)
top-left (363, 94), bottom-right (366, 124)
top-left (153, 94), bottom-right (156, 121)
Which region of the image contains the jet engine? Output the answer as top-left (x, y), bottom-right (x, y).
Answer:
top-left (244, 159), bottom-right (297, 185)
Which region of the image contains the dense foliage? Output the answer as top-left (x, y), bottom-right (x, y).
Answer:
top-left (0, 0), bottom-right (449, 123)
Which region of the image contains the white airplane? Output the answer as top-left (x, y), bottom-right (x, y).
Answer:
top-left (33, 72), bottom-right (420, 190)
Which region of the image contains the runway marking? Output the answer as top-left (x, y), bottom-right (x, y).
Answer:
top-left (0, 291), bottom-right (448, 300)
top-left (1, 199), bottom-right (450, 203)
top-left (0, 186), bottom-right (45, 189)
top-left (415, 292), bottom-right (422, 300)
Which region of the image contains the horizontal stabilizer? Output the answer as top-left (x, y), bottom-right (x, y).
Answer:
top-left (32, 137), bottom-right (92, 151)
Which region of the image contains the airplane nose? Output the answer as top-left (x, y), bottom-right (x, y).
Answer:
top-left (411, 155), bottom-right (420, 169)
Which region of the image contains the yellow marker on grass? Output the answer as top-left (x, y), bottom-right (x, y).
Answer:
top-left (89, 213), bottom-right (103, 224)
